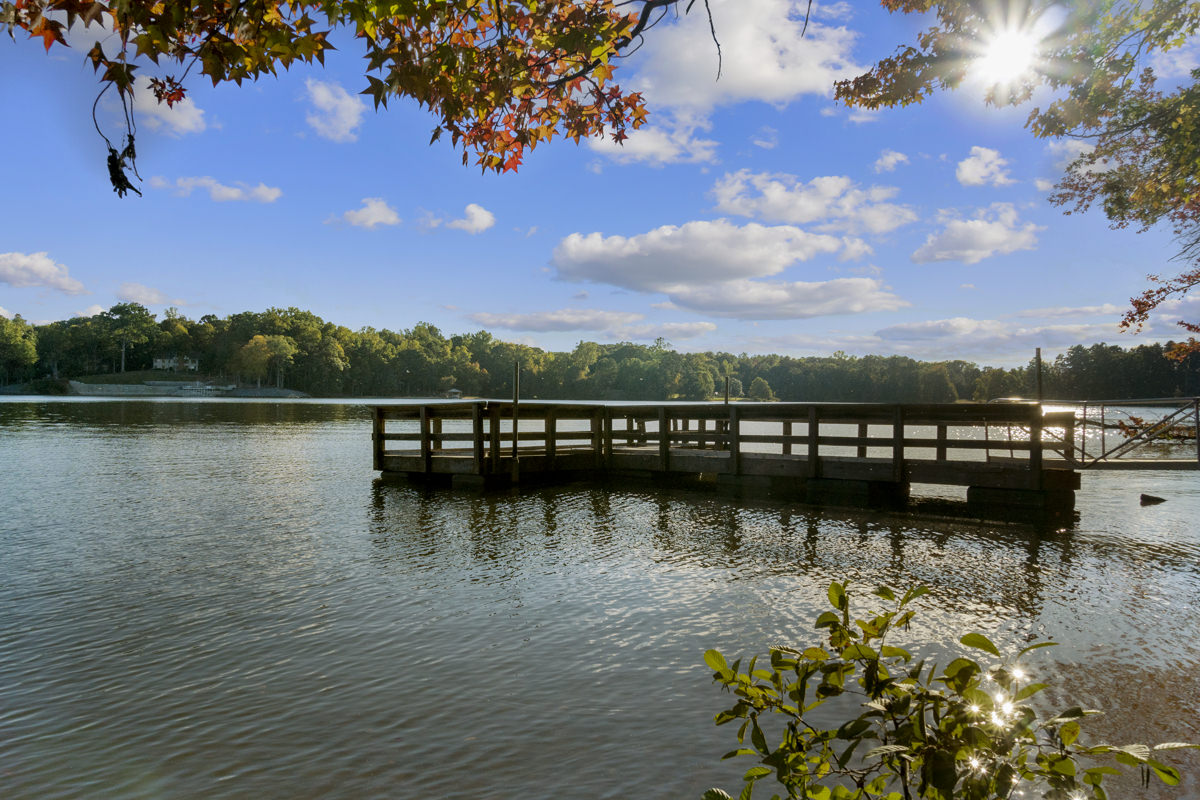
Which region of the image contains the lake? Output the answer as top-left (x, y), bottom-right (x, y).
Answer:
top-left (2, 398), bottom-right (1199, 798)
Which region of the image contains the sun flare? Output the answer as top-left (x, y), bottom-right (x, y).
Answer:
top-left (974, 27), bottom-right (1040, 86)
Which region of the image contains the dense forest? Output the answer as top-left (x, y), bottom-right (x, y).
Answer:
top-left (1, 303), bottom-right (1198, 402)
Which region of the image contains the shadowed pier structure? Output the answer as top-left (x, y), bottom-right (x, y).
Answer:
top-left (372, 401), bottom-right (1081, 522)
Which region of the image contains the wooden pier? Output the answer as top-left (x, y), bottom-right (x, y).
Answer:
top-left (372, 401), bottom-right (1081, 522)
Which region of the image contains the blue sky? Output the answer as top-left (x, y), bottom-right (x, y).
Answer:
top-left (1, 0), bottom-right (1195, 366)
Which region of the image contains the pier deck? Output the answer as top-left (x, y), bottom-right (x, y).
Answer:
top-left (372, 401), bottom-right (1081, 521)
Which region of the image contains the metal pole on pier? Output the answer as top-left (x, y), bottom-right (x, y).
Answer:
top-left (724, 375), bottom-right (730, 405)
top-left (1035, 347), bottom-right (1044, 404)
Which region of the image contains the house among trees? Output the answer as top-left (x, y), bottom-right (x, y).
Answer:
top-left (153, 355), bottom-right (199, 372)
top-left (443, 388), bottom-right (464, 400)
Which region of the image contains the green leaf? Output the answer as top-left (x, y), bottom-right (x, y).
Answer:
top-left (1148, 759), bottom-right (1181, 786)
top-left (701, 791), bottom-right (734, 800)
top-left (751, 720), bottom-right (768, 753)
top-left (900, 585), bottom-right (929, 605)
top-left (843, 643), bottom-right (878, 660)
top-left (828, 581), bottom-right (848, 611)
top-left (959, 632), bottom-right (1000, 657)
top-left (705, 649), bottom-right (729, 673)
top-left (1017, 640), bottom-right (1058, 657)
top-left (1154, 742), bottom-right (1200, 751)
top-left (802, 646), bottom-right (831, 661)
top-left (721, 749), bottom-right (757, 760)
top-left (874, 585), bottom-right (896, 601)
top-left (1013, 682), bottom-right (1048, 701)
top-left (880, 645), bottom-right (911, 659)
top-left (1060, 720), bottom-right (1080, 747)
top-left (743, 766), bottom-right (772, 779)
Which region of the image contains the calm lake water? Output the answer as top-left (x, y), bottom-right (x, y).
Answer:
top-left (2, 398), bottom-right (1200, 799)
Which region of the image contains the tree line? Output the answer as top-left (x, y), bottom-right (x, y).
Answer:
top-left (2, 304), bottom-right (1199, 402)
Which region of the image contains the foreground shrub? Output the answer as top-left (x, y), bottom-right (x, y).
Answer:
top-left (703, 582), bottom-right (1196, 800)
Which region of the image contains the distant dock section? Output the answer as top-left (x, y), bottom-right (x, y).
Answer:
top-left (372, 401), bottom-right (1087, 522)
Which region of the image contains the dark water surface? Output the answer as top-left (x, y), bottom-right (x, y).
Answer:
top-left (3, 398), bottom-right (1200, 798)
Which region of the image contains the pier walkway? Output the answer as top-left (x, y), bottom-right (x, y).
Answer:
top-left (372, 401), bottom-right (1082, 521)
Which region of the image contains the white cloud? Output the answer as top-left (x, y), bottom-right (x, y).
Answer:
top-left (874, 316), bottom-right (1121, 356)
top-left (839, 237), bottom-right (873, 261)
top-left (911, 203), bottom-right (1042, 264)
top-left (75, 304), bottom-right (105, 318)
top-left (630, 0), bottom-right (862, 114)
top-left (593, 0), bottom-right (861, 165)
top-left (468, 308), bottom-right (644, 331)
top-left (616, 321), bottom-right (719, 340)
top-left (956, 146), bottom-right (1015, 186)
top-left (665, 277), bottom-right (908, 319)
top-left (752, 126), bottom-right (779, 150)
top-left (712, 170), bottom-right (917, 234)
top-left (1034, 178), bottom-right (1055, 191)
top-left (1149, 42), bottom-right (1200, 80)
top-left (589, 120), bottom-right (719, 166)
top-left (873, 149), bottom-right (909, 173)
top-left (447, 204), bottom-right (496, 234)
top-left (331, 198), bottom-right (400, 229)
top-left (0, 252), bottom-right (87, 295)
top-left (305, 79), bottom-right (368, 143)
top-left (117, 282), bottom-right (184, 306)
top-left (1047, 139), bottom-right (1094, 169)
top-left (553, 219), bottom-right (844, 291)
top-left (149, 175), bottom-right (282, 203)
top-left (132, 76), bottom-right (206, 135)
top-left (0, 306), bottom-right (11, 319)
top-left (1016, 304), bottom-right (1124, 319)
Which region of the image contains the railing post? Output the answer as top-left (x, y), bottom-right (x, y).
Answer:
top-left (1030, 407), bottom-right (1044, 489)
top-left (432, 416), bottom-right (442, 453)
top-left (489, 404), bottom-right (501, 473)
top-left (698, 417), bottom-right (707, 450)
top-left (891, 406), bottom-right (904, 483)
top-left (1194, 398), bottom-right (1199, 464)
top-left (782, 420), bottom-right (792, 455)
top-left (658, 406), bottom-right (670, 471)
top-left (807, 406), bottom-right (820, 478)
top-left (729, 405), bottom-right (741, 474)
top-left (602, 408), bottom-right (613, 467)
top-left (419, 405), bottom-right (432, 475)
top-left (472, 403), bottom-right (484, 474)
top-left (372, 407), bottom-right (385, 471)
top-left (1080, 403), bottom-right (1087, 462)
top-left (935, 423), bottom-right (947, 462)
top-left (856, 422), bottom-right (868, 459)
top-left (545, 407), bottom-right (557, 469)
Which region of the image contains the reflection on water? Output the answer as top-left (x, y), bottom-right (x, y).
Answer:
top-left (2, 399), bottom-right (1200, 798)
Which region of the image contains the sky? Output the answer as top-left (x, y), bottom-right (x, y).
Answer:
top-left (2, 0), bottom-right (1197, 367)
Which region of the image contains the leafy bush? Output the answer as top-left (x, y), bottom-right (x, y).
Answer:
top-left (703, 582), bottom-right (1196, 800)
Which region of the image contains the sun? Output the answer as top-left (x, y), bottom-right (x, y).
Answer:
top-left (973, 27), bottom-right (1041, 86)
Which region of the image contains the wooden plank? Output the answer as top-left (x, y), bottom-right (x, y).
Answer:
top-left (730, 406), bottom-right (743, 474)
top-left (472, 403), bottom-right (484, 474)
top-left (546, 407), bottom-right (557, 470)
top-left (856, 423), bottom-right (868, 459)
top-left (782, 420), bottom-right (792, 455)
top-left (419, 406), bottom-right (431, 475)
top-left (372, 406), bottom-right (384, 471)
top-left (807, 406), bottom-right (819, 478)
top-left (935, 424), bottom-right (947, 461)
top-left (658, 406), bottom-right (670, 471)
top-left (892, 406), bottom-right (904, 483)
top-left (488, 405), bottom-right (501, 473)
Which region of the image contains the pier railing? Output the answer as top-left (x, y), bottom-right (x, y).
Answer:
top-left (372, 401), bottom-right (1078, 492)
